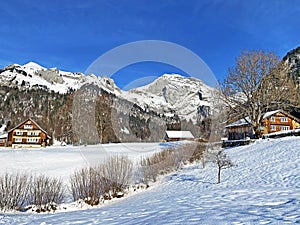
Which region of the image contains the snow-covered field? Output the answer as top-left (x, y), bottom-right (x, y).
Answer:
top-left (0, 142), bottom-right (163, 181)
top-left (1, 137), bottom-right (300, 224)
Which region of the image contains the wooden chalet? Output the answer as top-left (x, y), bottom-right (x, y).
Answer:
top-left (6, 118), bottom-right (50, 148)
top-left (164, 130), bottom-right (195, 142)
top-left (260, 110), bottom-right (300, 134)
top-left (225, 110), bottom-right (300, 140)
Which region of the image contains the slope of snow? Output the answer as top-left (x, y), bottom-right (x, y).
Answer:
top-left (21, 61), bottom-right (46, 74)
top-left (122, 74), bottom-right (215, 122)
top-left (1, 137), bottom-right (299, 224)
top-left (0, 62), bottom-right (120, 95)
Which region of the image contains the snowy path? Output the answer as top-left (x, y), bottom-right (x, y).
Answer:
top-left (1, 137), bottom-right (300, 224)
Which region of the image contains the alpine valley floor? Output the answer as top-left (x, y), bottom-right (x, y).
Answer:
top-left (0, 137), bottom-right (300, 224)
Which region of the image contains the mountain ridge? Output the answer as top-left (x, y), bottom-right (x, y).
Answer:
top-left (0, 62), bottom-right (214, 143)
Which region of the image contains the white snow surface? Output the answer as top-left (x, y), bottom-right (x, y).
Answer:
top-left (1, 137), bottom-right (299, 224)
top-left (0, 143), bottom-right (162, 181)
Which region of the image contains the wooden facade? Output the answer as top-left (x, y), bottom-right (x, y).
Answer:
top-left (261, 110), bottom-right (300, 134)
top-left (226, 110), bottom-right (300, 140)
top-left (6, 118), bottom-right (50, 148)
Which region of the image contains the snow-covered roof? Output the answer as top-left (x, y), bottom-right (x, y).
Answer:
top-left (225, 117), bottom-right (252, 128)
top-left (165, 130), bottom-right (194, 139)
top-left (262, 110), bottom-right (281, 119)
top-left (0, 133), bottom-right (7, 139)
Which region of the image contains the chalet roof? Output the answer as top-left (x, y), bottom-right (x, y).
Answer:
top-left (0, 133), bottom-right (7, 139)
top-left (165, 130), bottom-right (194, 139)
top-left (262, 109), bottom-right (300, 122)
top-left (7, 118), bottom-right (50, 137)
top-left (225, 117), bottom-right (251, 128)
top-left (262, 110), bottom-right (281, 119)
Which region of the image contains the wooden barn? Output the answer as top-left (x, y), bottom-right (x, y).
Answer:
top-left (225, 110), bottom-right (300, 140)
top-left (6, 118), bottom-right (50, 148)
top-left (225, 117), bottom-right (254, 140)
top-left (164, 130), bottom-right (194, 142)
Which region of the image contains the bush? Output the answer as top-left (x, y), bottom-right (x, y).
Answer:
top-left (28, 174), bottom-right (65, 211)
top-left (0, 173), bottom-right (30, 211)
top-left (70, 167), bottom-right (104, 206)
top-left (140, 142), bottom-right (205, 183)
top-left (101, 155), bottom-right (133, 195)
top-left (0, 173), bottom-right (65, 212)
top-left (70, 155), bottom-right (133, 205)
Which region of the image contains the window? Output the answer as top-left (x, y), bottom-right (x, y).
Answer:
top-left (27, 131), bottom-right (39, 136)
top-left (16, 131), bottom-right (23, 136)
top-left (26, 138), bottom-right (39, 143)
top-left (270, 125), bottom-right (277, 131)
top-left (24, 125), bottom-right (33, 129)
top-left (280, 117), bottom-right (288, 122)
top-left (280, 126), bottom-right (290, 131)
top-left (270, 116), bottom-right (276, 122)
top-left (15, 138), bottom-right (22, 143)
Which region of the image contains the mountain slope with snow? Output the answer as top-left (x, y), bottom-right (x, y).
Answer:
top-left (0, 63), bottom-right (216, 127)
top-left (122, 74), bottom-right (215, 122)
top-left (1, 137), bottom-right (299, 224)
top-left (0, 62), bottom-right (121, 95)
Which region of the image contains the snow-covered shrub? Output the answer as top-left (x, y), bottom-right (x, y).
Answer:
top-left (28, 174), bottom-right (65, 211)
top-left (70, 155), bottom-right (133, 206)
top-left (140, 142), bottom-right (204, 184)
top-left (140, 148), bottom-right (180, 183)
top-left (0, 173), bottom-right (31, 211)
top-left (187, 142), bottom-right (205, 163)
top-left (70, 167), bottom-right (105, 206)
top-left (101, 155), bottom-right (133, 195)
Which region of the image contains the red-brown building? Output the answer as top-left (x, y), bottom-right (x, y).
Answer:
top-left (225, 110), bottom-right (300, 140)
top-left (6, 118), bottom-right (50, 148)
top-left (261, 110), bottom-right (300, 134)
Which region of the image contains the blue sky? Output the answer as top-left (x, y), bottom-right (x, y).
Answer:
top-left (0, 0), bottom-right (300, 89)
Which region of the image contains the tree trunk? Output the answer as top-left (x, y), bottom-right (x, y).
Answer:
top-left (254, 125), bottom-right (262, 139)
top-left (218, 166), bottom-right (221, 184)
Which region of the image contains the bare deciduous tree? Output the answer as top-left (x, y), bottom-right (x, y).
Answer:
top-left (214, 150), bottom-right (234, 184)
top-left (222, 50), bottom-right (299, 138)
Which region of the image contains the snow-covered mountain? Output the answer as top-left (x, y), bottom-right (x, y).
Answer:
top-left (122, 74), bottom-right (215, 122)
top-left (0, 62), bottom-right (121, 95)
top-left (0, 62), bottom-right (215, 124)
top-left (283, 46), bottom-right (300, 81)
top-left (0, 62), bottom-right (218, 143)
